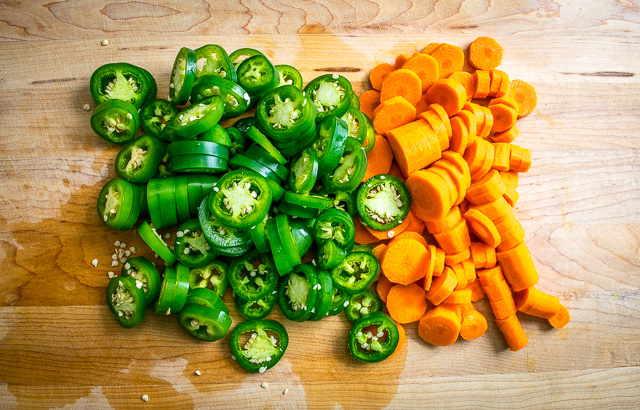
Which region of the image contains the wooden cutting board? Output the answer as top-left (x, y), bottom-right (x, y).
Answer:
top-left (1, 1), bottom-right (639, 408)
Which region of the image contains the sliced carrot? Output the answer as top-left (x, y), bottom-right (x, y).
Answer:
top-left (470, 196), bottom-right (510, 222)
top-left (403, 53), bottom-right (440, 92)
top-left (448, 71), bottom-right (476, 102)
top-left (433, 219), bottom-right (471, 254)
top-left (449, 116), bottom-right (469, 155)
top-left (362, 134), bottom-right (393, 182)
top-left (391, 230), bottom-right (428, 248)
top-left (494, 213), bottom-right (525, 252)
top-left (470, 242), bottom-right (487, 268)
top-left (495, 72), bottom-right (510, 98)
top-left (491, 125), bottom-right (519, 143)
top-left (450, 261), bottom-right (468, 290)
top-left (508, 79), bottom-right (537, 118)
top-left (406, 170), bottom-right (453, 222)
top-left (459, 306), bottom-right (488, 340)
top-left (428, 43), bottom-right (465, 79)
top-left (478, 106), bottom-right (494, 138)
top-left (426, 78), bottom-right (467, 117)
top-left (414, 93), bottom-right (430, 116)
top-left (462, 257), bottom-right (476, 283)
top-left (428, 166), bottom-right (460, 208)
top-left (394, 54), bottom-right (410, 69)
top-left (372, 243), bottom-right (387, 262)
top-left (372, 96), bottom-right (416, 135)
top-left (432, 159), bottom-right (467, 206)
top-left (499, 170), bottom-right (519, 190)
top-left (354, 216), bottom-right (380, 245)
top-left (489, 103), bottom-right (517, 132)
top-left (495, 241), bottom-right (539, 291)
top-left (391, 321), bottom-right (406, 356)
top-left (468, 37), bottom-right (503, 70)
top-left (484, 284), bottom-right (517, 320)
top-left (388, 162), bottom-right (404, 181)
top-left (492, 142), bottom-right (511, 172)
top-left (509, 145), bottom-right (531, 173)
top-left (456, 110), bottom-right (477, 140)
top-left (418, 306), bottom-right (461, 346)
top-left (466, 169), bottom-right (508, 205)
top-left (441, 150), bottom-right (471, 188)
top-left (425, 266), bottom-right (457, 305)
top-left (443, 288), bottom-right (472, 305)
top-left (380, 69), bottom-right (422, 106)
top-left (465, 210), bottom-right (502, 248)
top-left (503, 187), bottom-right (519, 207)
top-left (473, 70), bottom-right (491, 98)
top-left (370, 63), bottom-right (395, 91)
top-left (422, 43), bottom-right (442, 54)
top-left (495, 314), bottom-right (528, 351)
top-left (463, 137), bottom-right (495, 181)
top-left (548, 305), bottom-right (571, 329)
top-left (423, 243), bottom-right (436, 291)
top-left (386, 119), bottom-right (441, 177)
top-left (463, 102), bottom-right (485, 131)
top-left (514, 287), bottom-right (561, 320)
top-left (489, 70), bottom-right (503, 97)
top-left (466, 280), bottom-right (485, 302)
top-left (433, 246), bottom-right (446, 276)
top-left (488, 96), bottom-right (518, 112)
top-left (364, 216), bottom-right (410, 240)
top-left (359, 89), bottom-right (381, 119)
top-left (486, 243), bottom-right (497, 267)
top-left (477, 265), bottom-right (505, 288)
top-left (428, 103), bottom-right (452, 137)
top-left (376, 274), bottom-right (394, 303)
top-left (444, 247), bottom-right (470, 266)
top-left (404, 211), bottom-right (426, 234)
top-left (387, 283), bottom-right (428, 324)
top-left (381, 238), bottom-right (430, 285)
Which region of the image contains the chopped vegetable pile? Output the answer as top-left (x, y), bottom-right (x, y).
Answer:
top-left (92, 37), bottom-right (569, 374)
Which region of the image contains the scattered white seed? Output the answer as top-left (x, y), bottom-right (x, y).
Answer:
top-left (119, 243), bottom-right (126, 249)
top-left (387, 230), bottom-right (395, 238)
top-left (261, 382), bottom-right (268, 389)
top-left (258, 366), bottom-right (267, 374)
top-left (195, 370), bottom-right (202, 376)
top-left (91, 259), bottom-right (98, 268)
top-left (83, 103), bottom-right (91, 111)
top-left (332, 74), bottom-right (339, 79)
top-left (135, 280), bottom-right (143, 289)
top-left (124, 263), bottom-right (130, 270)
top-left (165, 308), bottom-right (171, 315)
top-left (101, 39), bottom-right (109, 46)
top-left (111, 260), bottom-right (119, 267)
top-left (231, 355), bottom-right (236, 361)
top-left (108, 271), bottom-right (115, 279)
top-left (164, 233), bottom-right (171, 239)
top-left (130, 247), bottom-right (136, 253)
top-left (283, 389), bottom-right (289, 395)
top-left (176, 231), bottom-right (184, 238)
top-left (112, 254), bottom-right (118, 261)
top-left (124, 250), bottom-right (131, 257)
top-left (141, 394), bottom-right (148, 402)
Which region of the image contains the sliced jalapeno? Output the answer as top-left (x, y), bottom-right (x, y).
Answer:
top-left (313, 115), bottom-right (348, 177)
top-left (244, 144), bottom-right (289, 181)
top-left (278, 264), bottom-right (319, 322)
top-left (329, 286), bottom-right (349, 316)
top-left (198, 197), bottom-right (253, 252)
top-left (357, 174), bottom-right (411, 231)
top-left (362, 112), bottom-right (376, 153)
top-left (274, 214), bottom-right (301, 267)
top-left (229, 319), bottom-right (289, 373)
top-left (194, 44), bottom-right (237, 83)
top-left (121, 256), bottom-right (161, 306)
top-left (139, 99), bottom-right (179, 140)
top-left (330, 251), bottom-right (380, 293)
top-left (115, 135), bottom-right (163, 183)
top-left (153, 266), bottom-right (176, 315)
top-left (290, 218), bottom-right (314, 258)
top-left (165, 95), bottom-right (224, 139)
top-left (174, 219), bottom-right (218, 267)
top-left (276, 65), bottom-right (303, 89)
top-left (256, 85), bottom-right (317, 142)
top-left (189, 259), bottom-right (229, 298)
top-left (303, 74), bottom-right (353, 122)
top-left (349, 312), bottom-right (399, 363)
top-left (313, 209), bottom-right (355, 249)
top-left (341, 107), bottom-right (368, 145)
top-left (266, 216), bottom-right (294, 276)
top-left (186, 287), bottom-right (228, 314)
top-left (97, 178), bottom-right (142, 230)
top-left (289, 148), bottom-right (319, 194)
top-left (318, 240), bottom-right (348, 270)
top-left (308, 270), bottom-right (334, 321)
top-left (225, 126), bottom-right (247, 156)
top-left (229, 48), bottom-right (265, 69)
top-left (277, 201), bottom-right (319, 219)
top-left (250, 215), bottom-right (270, 254)
top-left (234, 116), bottom-right (257, 135)
top-left (352, 244), bottom-right (374, 254)
top-left (198, 124), bottom-right (232, 147)
top-left (327, 191), bottom-right (357, 217)
top-left (322, 137), bottom-right (367, 193)
top-left (228, 250), bottom-right (279, 300)
top-left (91, 99), bottom-right (139, 145)
top-left (350, 92), bottom-right (360, 110)
top-left (345, 289), bottom-right (383, 322)
top-left (235, 291), bottom-right (278, 321)
top-left (169, 47), bottom-right (196, 105)
top-left (106, 276), bottom-right (146, 328)
top-left (236, 55), bottom-right (279, 98)
top-left (246, 126), bottom-right (287, 165)
top-left (90, 62), bottom-right (153, 108)
top-left (190, 75), bottom-right (250, 118)
top-left (282, 191), bottom-right (332, 210)
top-left (137, 221), bottom-right (177, 265)
top-left (172, 263), bottom-right (191, 313)
top-left (178, 303), bottom-right (232, 342)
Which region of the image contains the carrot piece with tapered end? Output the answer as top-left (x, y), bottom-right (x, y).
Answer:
top-left (372, 243), bottom-right (387, 262)
top-left (449, 116), bottom-right (469, 155)
top-left (370, 63), bottom-right (395, 91)
top-left (414, 93), bottom-right (430, 115)
top-left (445, 247), bottom-right (470, 266)
top-left (466, 280), bottom-right (486, 301)
top-left (380, 69), bottom-right (422, 106)
top-left (387, 283), bottom-right (428, 324)
top-left (473, 70), bottom-right (491, 98)
top-left (418, 305), bottom-right (461, 346)
top-left (514, 287), bottom-right (562, 320)
top-left (391, 321), bottom-right (406, 356)
top-left (386, 119), bottom-right (441, 177)
top-left (391, 231), bottom-right (428, 248)
top-left (491, 125), bottom-right (519, 143)
top-left (376, 274), bottom-right (394, 303)
top-left (489, 70), bottom-right (503, 97)
top-left (490, 103), bottom-right (517, 132)
top-left (456, 110), bottom-right (477, 139)
top-left (365, 216), bottom-right (411, 240)
top-left (459, 306), bottom-right (488, 340)
top-left (495, 314), bottom-right (528, 351)
top-left (403, 211), bottom-right (426, 235)
top-left (403, 53), bottom-right (440, 92)
top-left (425, 206), bottom-right (462, 235)
top-left (381, 238), bottom-right (430, 285)
top-left (449, 72), bottom-right (476, 102)
top-left (492, 143), bottom-right (512, 172)
top-left (496, 241), bottom-right (539, 291)
top-left (422, 43), bottom-right (442, 54)
top-left (425, 266), bottom-right (457, 305)
top-left (548, 305), bottom-right (571, 329)
top-left (359, 89), bottom-right (381, 119)
top-left (354, 216), bottom-right (380, 245)
top-left (468, 37), bottom-right (504, 70)
top-left (428, 43), bottom-right (465, 79)
top-left (426, 78), bottom-right (467, 116)
top-left (512, 147), bottom-right (532, 173)
top-left (489, 96), bottom-right (518, 111)
top-left (503, 187), bottom-right (519, 207)
top-left (465, 209), bottom-right (501, 248)
top-left (394, 54), bottom-right (410, 69)
top-left (433, 219), bottom-right (471, 254)
top-left (362, 134), bottom-right (393, 182)
top-left (406, 170), bottom-right (453, 222)
top-left (508, 79), bottom-right (537, 118)
top-left (373, 96), bottom-right (417, 135)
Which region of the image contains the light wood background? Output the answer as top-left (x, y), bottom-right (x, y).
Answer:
top-left (1, 0), bottom-right (639, 408)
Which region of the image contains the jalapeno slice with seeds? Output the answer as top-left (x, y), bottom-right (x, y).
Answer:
top-left (91, 99), bottom-right (139, 145)
top-left (153, 266), bottom-right (176, 315)
top-left (287, 148), bottom-right (318, 194)
top-left (321, 137), bottom-right (367, 193)
top-left (276, 65), bottom-right (303, 89)
top-left (115, 135), bottom-right (164, 183)
top-left (345, 289), bottom-right (383, 322)
top-left (349, 92), bottom-right (360, 109)
top-left (169, 47), bottom-right (196, 105)
top-left (278, 264), bottom-right (319, 322)
top-left (303, 74), bottom-right (353, 122)
top-left (140, 99), bottom-right (179, 140)
top-left (362, 112), bottom-right (376, 153)
top-left (237, 55), bottom-right (279, 98)
top-left (229, 319), bottom-right (289, 373)
top-left (282, 191), bottom-right (333, 210)
top-left (228, 250), bottom-right (279, 300)
top-left (106, 276), bottom-right (146, 328)
top-left (308, 270), bottom-right (334, 321)
top-left (274, 214), bottom-right (301, 267)
top-left (256, 85), bottom-right (317, 141)
top-left (121, 256), bottom-right (161, 306)
top-left (198, 197), bottom-right (253, 251)
top-left (188, 259), bottom-right (229, 298)
top-left (198, 124), bottom-right (232, 147)
top-left (235, 290), bottom-right (278, 320)
top-left (194, 44), bottom-right (237, 83)
top-left (290, 218), bottom-right (314, 257)
top-left (357, 174), bottom-right (411, 231)
top-left (174, 219), bottom-right (218, 267)
top-left (328, 286), bottom-right (349, 316)
top-left (341, 107), bottom-right (368, 146)
top-left (327, 191), bottom-right (357, 217)
top-left (185, 287), bottom-right (229, 314)
top-left (349, 312), bottom-right (399, 363)
top-left (97, 178), bottom-right (142, 230)
top-left (208, 170), bottom-right (272, 229)
top-left (190, 75), bottom-right (250, 118)
top-left (90, 62), bottom-right (153, 108)
top-left (172, 263), bottom-right (192, 313)
top-left (165, 95), bottom-right (225, 139)
top-left (229, 48), bottom-right (265, 69)
top-left (313, 115), bottom-right (348, 177)
top-left (178, 303), bottom-right (232, 342)
top-left (330, 251), bottom-right (380, 293)
top-left (317, 240), bottom-right (348, 270)
top-left (313, 209), bottom-right (355, 250)
top-left (137, 221), bottom-right (177, 265)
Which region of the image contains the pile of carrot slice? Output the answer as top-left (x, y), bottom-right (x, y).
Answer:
top-left (359, 37), bottom-right (569, 352)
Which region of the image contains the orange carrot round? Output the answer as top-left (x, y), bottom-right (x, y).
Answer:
top-left (433, 219), bottom-right (471, 254)
top-left (385, 119), bottom-right (441, 177)
top-left (495, 241), bottom-right (539, 291)
top-left (418, 111), bottom-right (449, 151)
top-left (372, 96), bottom-right (416, 135)
top-left (495, 314), bottom-right (528, 351)
top-left (380, 69), bottom-right (423, 106)
top-left (445, 247), bottom-right (471, 266)
top-left (376, 274), bottom-right (394, 303)
top-left (381, 238), bottom-right (430, 285)
top-left (488, 70), bottom-right (503, 97)
top-left (428, 103), bottom-right (452, 137)
top-left (428, 43), bottom-right (465, 79)
top-left (548, 305), bottom-right (571, 329)
top-left (460, 307), bottom-right (488, 340)
top-left (424, 243), bottom-right (437, 291)
top-left (370, 63), bottom-right (395, 91)
top-left (449, 116), bottom-right (469, 156)
top-left (489, 103), bottom-right (517, 132)
top-left (466, 169), bottom-right (508, 205)
top-left (414, 93), bottom-right (430, 116)
top-left (491, 125), bottom-right (519, 143)
top-left (362, 134), bottom-right (393, 182)
top-left (514, 287), bottom-right (561, 320)
top-left (468, 37), bottom-right (504, 70)
top-left (433, 246), bottom-right (446, 276)
top-left (404, 211), bottom-right (426, 235)
top-left (489, 96), bottom-right (518, 112)
top-left (387, 283), bottom-right (428, 324)
top-left (425, 266), bottom-right (457, 305)
top-left (466, 280), bottom-right (486, 302)
top-left (503, 187), bottom-right (519, 207)
top-left (391, 231), bottom-right (428, 248)
top-left (354, 216), bottom-right (380, 245)
top-left (394, 54), bottom-right (410, 69)
top-left (426, 78), bottom-right (467, 117)
top-left (359, 89), bottom-right (381, 119)
top-left (443, 288), bottom-right (472, 305)
top-left (508, 79), bottom-right (537, 118)
top-left (418, 306), bottom-right (461, 346)
top-left (391, 321), bottom-right (406, 356)
top-left (464, 209), bottom-right (501, 248)
top-left (492, 142), bottom-right (512, 172)
top-left (406, 170), bottom-right (453, 222)
top-left (422, 43), bottom-right (442, 54)
top-left (448, 72), bottom-right (476, 102)
top-left (425, 206), bottom-right (462, 235)
top-left (470, 196), bottom-right (510, 222)
top-left (473, 70), bottom-right (491, 98)
top-left (372, 243), bottom-right (387, 262)
top-left (402, 53), bottom-right (440, 92)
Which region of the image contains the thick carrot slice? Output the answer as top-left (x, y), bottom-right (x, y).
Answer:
top-left (496, 241), bottom-right (539, 291)
top-left (391, 322), bottom-right (406, 356)
top-left (462, 258), bottom-right (476, 282)
top-left (470, 196), bottom-right (510, 222)
top-left (387, 283), bottom-right (428, 324)
top-left (372, 243), bottom-right (387, 262)
top-left (466, 169), bottom-right (507, 205)
top-left (492, 142), bottom-right (511, 172)
top-left (428, 103), bottom-right (452, 137)
top-left (359, 89), bottom-right (381, 119)
top-left (468, 37), bottom-right (504, 70)
top-left (494, 213), bottom-right (525, 252)
top-left (391, 230), bottom-right (428, 248)
top-left (429, 166), bottom-right (460, 206)
top-left (484, 283), bottom-right (517, 320)
top-left (470, 242), bottom-right (488, 268)
top-left (424, 243), bottom-right (436, 291)
top-left (489, 70), bottom-right (503, 97)
top-left (442, 150), bottom-right (472, 189)
top-left (433, 219), bottom-right (471, 254)
top-left (465, 210), bottom-right (501, 248)
top-left (548, 305), bottom-right (571, 329)
top-left (380, 69), bottom-right (423, 106)
top-left (463, 102), bottom-right (484, 130)
top-left (495, 314), bottom-right (528, 351)
top-left (354, 216), bottom-right (380, 245)
top-left (510, 146), bottom-right (531, 173)
top-left (381, 238), bottom-right (430, 285)
top-left (491, 125), bottom-right (519, 143)
top-left (477, 265), bottom-right (505, 287)
top-left (362, 134), bottom-right (393, 182)
top-left (464, 137), bottom-right (495, 181)
top-left (425, 266), bottom-right (457, 305)
top-left (376, 274), bottom-right (394, 303)
top-left (489, 96), bottom-right (518, 112)
top-left (449, 116), bottom-right (469, 155)
top-left (473, 70), bottom-right (491, 98)
top-left (432, 159), bottom-right (467, 206)
top-left (451, 261), bottom-right (468, 290)
top-left (365, 216), bottom-right (411, 240)
top-left (499, 170), bottom-right (519, 190)
top-left (428, 43), bottom-right (465, 79)
top-left (370, 63), bottom-right (395, 91)
top-left (508, 79), bottom-right (537, 118)
top-left (406, 170), bottom-right (453, 222)
top-left (403, 53), bottom-right (440, 92)
top-left (425, 206), bottom-right (462, 234)
top-left (393, 53), bottom-right (409, 69)
top-left (503, 187), bottom-right (519, 207)
top-left (414, 93), bottom-right (430, 116)
top-left (426, 78), bottom-right (467, 116)
top-left (433, 246), bottom-right (446, 276)
top-left (418, 306), bottom-right (461, 346)
top-left (448, 72), bottom-right (476, 102)
top-left (466, 280), bottom-right (485, 302)
top-left (460, 306), bottom-right (488, 340)
top-left (514, 287), bottom-right (562, 320)
top-left (478, 106), bottom-right (494, 138)
top-left (404, 211), bottom-right (426, 235)
top-left (419, 112), bottom-right (449, 152)
top-left (490, 103), bottom-right (518, 132)
top-left (386, 119), bottom-right (441, 177)
top-left (495, 72), bottom-right (510, 97)
top-left (422, 43), bottom-right (442, 54)
top-left (445, 247), bottom-right (470, 266)
top-left (443, 288), bottom-right (472, 305)
top-left (373, 96), bottom-right (416, 135)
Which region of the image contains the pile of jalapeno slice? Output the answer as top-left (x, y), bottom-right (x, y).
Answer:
top-left (93, 44), bottom-right (410, 371)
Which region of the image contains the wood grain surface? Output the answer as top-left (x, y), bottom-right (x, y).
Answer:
top-left (1, 0), bottom-right (639, 408)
